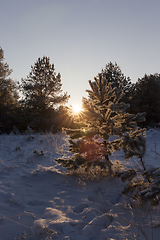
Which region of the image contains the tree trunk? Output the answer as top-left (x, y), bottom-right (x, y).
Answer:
top-left (104, 140), bottom-right (113, 174)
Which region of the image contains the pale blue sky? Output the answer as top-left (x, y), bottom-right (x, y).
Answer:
top-left (1, 0), bottom-right (160, 107)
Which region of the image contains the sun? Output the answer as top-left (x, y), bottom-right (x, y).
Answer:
top-left (72, 105), bottom-right (82, 114)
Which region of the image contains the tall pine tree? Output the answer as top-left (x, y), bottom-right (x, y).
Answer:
top-left (98, 62), bottom-right (135, 103)
top-left (0, 47), bottom-right (19, 132)
top-left (129, 74), bottom-right (160, 126)
top-left (20, 56), bottom-right (69, 111)
top-left (20, 56), bottom-right (70, 131)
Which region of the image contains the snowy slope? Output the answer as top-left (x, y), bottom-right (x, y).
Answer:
top-left (0, 129), bottom-right (160, 240)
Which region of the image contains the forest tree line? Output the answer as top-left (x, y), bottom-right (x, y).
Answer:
top-left (0, 46), bottom-right (160, 133)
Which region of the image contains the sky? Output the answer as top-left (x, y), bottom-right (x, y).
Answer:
top-left (1, 0), bottom-right (160, 107)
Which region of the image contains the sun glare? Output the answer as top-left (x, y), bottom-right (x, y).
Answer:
top-left (72, 105), bottom-right (82, 114)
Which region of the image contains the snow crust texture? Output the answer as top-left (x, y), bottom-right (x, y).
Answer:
top-left (0, 130), bottom-right (160, 239)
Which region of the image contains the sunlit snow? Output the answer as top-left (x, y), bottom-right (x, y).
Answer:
top-left (0, 129), bottom-right (160, 239)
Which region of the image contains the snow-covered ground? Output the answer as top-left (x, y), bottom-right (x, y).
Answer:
top-left (0, 129), bottom-right (160, 240)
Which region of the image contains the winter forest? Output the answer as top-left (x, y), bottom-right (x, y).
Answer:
top-left (0, 46), bottom-right (160, 240)
top-left (1, 46), bottom-right (160, 134)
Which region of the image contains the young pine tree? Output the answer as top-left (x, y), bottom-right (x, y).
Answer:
top-left (55, 74), bottom-right (146, 174)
